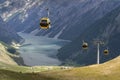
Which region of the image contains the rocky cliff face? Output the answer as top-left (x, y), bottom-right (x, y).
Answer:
top-left (57, 6), bottom-right (120, 66)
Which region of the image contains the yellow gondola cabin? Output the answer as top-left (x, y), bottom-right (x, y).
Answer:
top-left (40, 17), bottom-right (50, 29)
top-left (104, 49), bottom-right (109, 55)
top-left (82, 42), bottom-right (88, 49)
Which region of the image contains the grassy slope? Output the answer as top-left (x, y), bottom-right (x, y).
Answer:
top-left (0, 43), bottom-right (17, 65)
top-left (39, 56), bottom-right (120, 80)
top-left (0, 56), bottom-right (120, 80)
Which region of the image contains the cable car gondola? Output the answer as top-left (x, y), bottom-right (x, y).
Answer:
top-left (104, 49), bottom-right (109, 55)
top-left (82, 41), bottom-right (88, 49)
top-left (40, 7), bottom-right (51, 29)
top-left (40, 17), bottom-right (50, 29)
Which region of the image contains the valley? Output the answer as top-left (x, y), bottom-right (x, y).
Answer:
top-left (0, 0), bottom-right (120, 80)
top-left (18, 32), bottom-right (70, 66)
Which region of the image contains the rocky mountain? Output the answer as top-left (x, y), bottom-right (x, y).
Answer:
top-left (0, 0), bottom-right (43, 31)
top-left (57, 5), bottom-right (120, 66)
top-left (2, 0), bottom-right (120, 40)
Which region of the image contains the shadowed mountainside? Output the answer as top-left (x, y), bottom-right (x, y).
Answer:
top-left (57, 5), bottom-right (120, 66)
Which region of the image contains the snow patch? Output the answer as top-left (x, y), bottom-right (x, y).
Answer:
top-left (0, 0), bottom-right (43, 22)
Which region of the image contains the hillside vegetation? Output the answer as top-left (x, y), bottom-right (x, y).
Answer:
top-left (37, 56), bottom-right (120, 80)
top-left (0, 55), bottom-right (120, 80)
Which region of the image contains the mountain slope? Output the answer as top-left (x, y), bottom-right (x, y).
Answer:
top-left (0, 43), bottom-right (17, 65)
top-left (0, 17), bottom-right (23, 44)
top-left (1, 0), bottom-right (120, 40)
top-left (57, 5), bottom-right (120, 66)
top-left (24, 0), bottom-right (120, 40)
top-left (39, 56), bottom-right (120, 80)
top-left (0, 56), bottom-right (120, 80)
